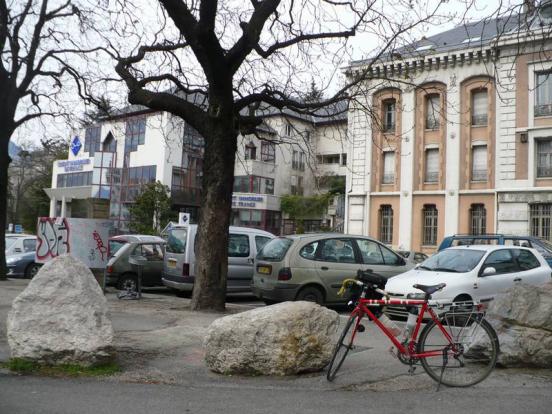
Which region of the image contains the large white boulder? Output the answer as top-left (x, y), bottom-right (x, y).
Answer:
top-left (204, 301), bottom-right (339, 375)
top-left (486, 282), bottom-right (552, 367)
top-left (7, 255), bottom-right (114, 366)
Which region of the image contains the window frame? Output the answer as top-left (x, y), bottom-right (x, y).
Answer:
top-left (470, 204), bottom-right (487, 236)
top-left (379, 205), bottom-right (393, 245)
top-left (471, 89), bottom-right (488, 126)
top-left (424, 148), bottom-right (439, 183)
top-left (383, 99), bottom-right (396, 132)
top-left (425, 94), bottom-right (441, 130)
top-left (536, 138), bottom-right (552, 178)
top-left (479, 249), bottom-right (519, 276)
top-left (422, 204), bottom-right (438, 246)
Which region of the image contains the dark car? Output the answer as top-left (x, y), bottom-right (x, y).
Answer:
top-left (438, 234), bottom-right (552, 267)
top-left (6, 251), bottom-right (41, 278)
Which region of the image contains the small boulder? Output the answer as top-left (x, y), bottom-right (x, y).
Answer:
top-left (486, 282), bottom-right (552, 367)
top-left (204, 301), bottom-right (339, 375)
top-left (7, 255), bottom-right (114, 366)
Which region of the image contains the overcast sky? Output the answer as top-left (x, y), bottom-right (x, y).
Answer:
top-left (11, 0), bottom-right (512, 149)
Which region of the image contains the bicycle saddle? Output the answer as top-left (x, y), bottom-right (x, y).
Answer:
top-left (356, 269), bottom-right (386, 288)
top-left (412, 283), bottom-right (446, 295)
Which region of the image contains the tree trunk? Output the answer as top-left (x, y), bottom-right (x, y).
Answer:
top-left (191, 121), bottom-right (238, 311)
top-left (0, 129), bottom-right (14, 281)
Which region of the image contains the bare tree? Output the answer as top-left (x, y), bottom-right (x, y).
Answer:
top-left (91, 0), bottom-right (447, 310)
top-left (0, 0), bottom-right (97, 279)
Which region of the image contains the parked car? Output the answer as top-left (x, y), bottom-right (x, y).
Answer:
top-left (162, 225), bottom-right (274, 295)
top-left (105, 235), bottom-right (166, 290)
top-left (251, 233), bottom-right (414, 305)
top-left (5, 234), bottom-right (37, 256)
top-left (438, 234), bottom-right (552, 267)
top-left (397, 250), bottom-right (429, 264)
top-left (385, 245), bottom-right (552, 317)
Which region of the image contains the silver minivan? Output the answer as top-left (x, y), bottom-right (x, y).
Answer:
top-left (162, 225), bottom-right (274, 294)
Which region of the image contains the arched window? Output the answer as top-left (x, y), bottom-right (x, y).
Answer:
top-left (422, 205), bottom-right (438, 245)
top-left (470, 204), bottom-right (487, 235)
top-left (379, 205), bottom-right (393, 244)
top-left (102, 132), bottom-right (116, 153)
top-left (425, 94), bottom-right (441, 130)
top-left (471, 89), bottom-right (488, 126)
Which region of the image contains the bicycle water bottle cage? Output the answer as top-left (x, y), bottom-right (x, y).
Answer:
top-left (356, 269), bottom-right (386, 289)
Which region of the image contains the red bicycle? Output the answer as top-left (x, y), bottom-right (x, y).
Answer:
top-left (326, 271), bottom-right (499, 388)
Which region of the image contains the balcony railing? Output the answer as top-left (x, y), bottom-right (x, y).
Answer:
top-left (472, 169), bottom-right (487, 181)
top-left (535, 104), bottom-right (552, 117)
top-left (537, 166), bottom-right (552, 178)
top-left (471, 114), bottom-right (488, 126)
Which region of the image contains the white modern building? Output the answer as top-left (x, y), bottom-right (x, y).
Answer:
top-left (46, 104), bottom-right (348, 235)
top-left (344, 1), bottom-right (552, 253)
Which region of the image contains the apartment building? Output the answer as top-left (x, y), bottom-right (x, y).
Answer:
top-left (46, 103), bottom-right (348, 235)
top-left (344, 2), bottom-right (552, 253)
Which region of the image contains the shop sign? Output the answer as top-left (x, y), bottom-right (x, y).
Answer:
top-left (232, 195), bottom-right (265, 208)
top-left (70, 136), bottom-right (82, 156)
top-left (58, 158), bottom-right (91, 172)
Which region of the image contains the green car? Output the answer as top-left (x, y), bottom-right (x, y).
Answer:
top-left (251, 233), bottom-right (414, 305)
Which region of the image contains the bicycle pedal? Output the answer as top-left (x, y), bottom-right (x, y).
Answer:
top-left (357, 324), bottom-right (365, 333)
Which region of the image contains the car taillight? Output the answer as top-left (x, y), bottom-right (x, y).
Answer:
top-left (278, 267), bottom-right (292, 281)
top-left (182, 263), bottom-right (190, 277)
top-left (106, 266), bottom-right (113, 274)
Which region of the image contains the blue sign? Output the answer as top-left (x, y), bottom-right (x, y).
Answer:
top-left (70, 136), bottom-right (82, 156)
top-left (14, 224), bottom-right (22, 234)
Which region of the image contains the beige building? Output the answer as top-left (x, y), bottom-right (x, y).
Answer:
top-left (344, 2), bottom-right (552, 253)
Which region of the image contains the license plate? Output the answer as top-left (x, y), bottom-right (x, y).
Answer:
top-left (257, 266), bottom-right (271, 275)
top-left (168, 260), bottom-right (177, 269)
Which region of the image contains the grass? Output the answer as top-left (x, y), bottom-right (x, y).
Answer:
top-left (1, 358), bottom-right (121, 377)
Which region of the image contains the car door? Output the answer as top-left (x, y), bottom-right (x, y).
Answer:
top-left (137, 244), bottom-right (164, 286)
top-left (511, 248), bottom-right (551, 286)
top-left (314, 238), bottom-right (360, 302)
top-left (475, 249), bottom-right (519, 301)
top-left (227, 233), bottom-right (252, 289)
top-left (354, 238), bottom-right (409, 278)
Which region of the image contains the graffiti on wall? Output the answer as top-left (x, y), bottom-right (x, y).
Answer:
top-left (36, 218), bottom-right (115, 268)
top-left (36, 217), bottom-right (70, 260)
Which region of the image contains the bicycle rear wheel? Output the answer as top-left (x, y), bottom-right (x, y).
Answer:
top-left (418, 314), bottom-right (499, 387)
top-left (326, 314), bottom-right (360, 381)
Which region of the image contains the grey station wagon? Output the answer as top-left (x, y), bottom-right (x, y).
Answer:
top-left (252, 233), bottom-right (415, 305)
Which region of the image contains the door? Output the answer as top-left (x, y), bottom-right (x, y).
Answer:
top-left (227, 233), bottom-right (252, 290)
top-left (137, 244), bottom-right (164, 286)
top-left (354, 238), bottom-right (409, 278)
top-left (511, 248), bottom-right (551, 286)
top-left (475, 249), bottom-right (519, 301)
top-left (314, 238), bottom-right (360, 302)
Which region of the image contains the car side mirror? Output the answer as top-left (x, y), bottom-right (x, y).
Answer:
top-left (481, 267), bottom-right (496, 277)
top-left (414, 263), bottom-right (421, 270)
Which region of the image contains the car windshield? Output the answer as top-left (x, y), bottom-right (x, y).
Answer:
top-left (419, 249), bottom-right (485, 273)
top-left (256, 238), bottom-right (293, 261)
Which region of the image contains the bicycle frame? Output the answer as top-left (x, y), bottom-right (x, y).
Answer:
top-left (350, 298), bottom-right (456, 359)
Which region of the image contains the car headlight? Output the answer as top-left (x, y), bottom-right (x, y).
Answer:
top-left (6, 257), bottom-right (17, 264)
top-left (406, 292), bottom-right (426, 299)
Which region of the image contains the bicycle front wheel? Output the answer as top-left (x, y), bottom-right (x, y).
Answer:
top-left (326, 314), bottom-right (361, 381)
top-left (418, 314), bottom-right (499, 387)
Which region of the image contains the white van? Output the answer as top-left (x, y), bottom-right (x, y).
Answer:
top-left (162, 225), bottom-right (274, 294)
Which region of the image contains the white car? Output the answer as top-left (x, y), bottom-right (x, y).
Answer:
top-left (385, 245), bottom-right (552, 316)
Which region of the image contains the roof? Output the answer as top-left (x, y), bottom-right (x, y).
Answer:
top-left (351, 11), bottom-right (527, 67)
top-left (445, 245), bottom-right (536, 252)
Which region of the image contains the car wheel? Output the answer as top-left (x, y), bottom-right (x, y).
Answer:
top-left (296, 286), bottom-right (324, 305)
top-left (118, 274), bottom-right (138, 291)
top-left (25, 263), bottom-right (41, 279)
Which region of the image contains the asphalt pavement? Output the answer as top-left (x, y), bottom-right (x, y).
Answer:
top-left (1, 279), bottom-right (552, 414)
